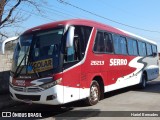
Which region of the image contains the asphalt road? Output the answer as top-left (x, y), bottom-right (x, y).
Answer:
top-left (1, 77), bottom-right (160, 120)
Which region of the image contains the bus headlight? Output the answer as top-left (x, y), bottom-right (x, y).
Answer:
top-left (39, 78), bottom-right (62, 89)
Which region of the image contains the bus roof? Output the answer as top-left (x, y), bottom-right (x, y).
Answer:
top-left (24, 19), bottom-right (156, 45)
top-left (117, 28), bottom-right (156, 45)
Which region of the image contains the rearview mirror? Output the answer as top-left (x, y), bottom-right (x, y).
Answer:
top-left (66, 26), bottom-right (75, 47)
top-left (1, 36), bottom-right (19, 54)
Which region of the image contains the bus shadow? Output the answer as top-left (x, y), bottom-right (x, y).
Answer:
top-left (104, 87), bottom-right (133, 99)
top-left (4, 103), bottom-right (101, 119)
top-left (36, 80), bottom-right (160, 118)
top-left (58, 79), bottom-right (160, 108)
top-left (54, 108), bottom-right (101, 120)
top-left (2, 79), bottom-right (160, 118)
top-left (104, 79), bottom-right (160, 99)
top-left (132, 80), bottom-right (160, 93)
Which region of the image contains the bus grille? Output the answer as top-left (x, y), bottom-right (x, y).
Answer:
top-left (27, 88), bottom-right (42, 92)
top-left (10, 84), bottom-right (42, 92)
top-left (12, 86), bottom-right (24, 92)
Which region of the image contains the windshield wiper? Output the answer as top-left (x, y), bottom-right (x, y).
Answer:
top-left (13, 52), bottom-right (28, 78)
top-left (13, 45), bottom-right (31, 78)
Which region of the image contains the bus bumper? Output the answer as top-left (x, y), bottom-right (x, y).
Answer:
top-left (9, 85), bottom-right (64, 105)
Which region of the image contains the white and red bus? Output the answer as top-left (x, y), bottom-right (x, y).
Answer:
top-left (8, 19), bottom-right (159, 105)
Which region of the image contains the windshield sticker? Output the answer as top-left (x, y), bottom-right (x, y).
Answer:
top-left (28, 58), bottom-right (53, 73)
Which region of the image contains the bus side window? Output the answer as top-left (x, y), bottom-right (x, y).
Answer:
top-left (65, 29), bottom-right (81, 62)
top-left (104, 33), bottom-right (113, 53)
top-left (127, 38), bottom-right (138, 56)
top-left (133, 40), bottom-right (138, 55)
top-left (138, 41), bottom-right (147, 56)
top-left (152, 45), bottom-right (157, 56)
top-left (73, 36), bottom-right (80, 60)
top-left (64, 26), bottom-right (92, 64)
top-left (66, 36), bottom-right (80, 62)
top-left (113, 34), bottom-right (127, 55)
top-left (93, 31), bottom-right (105, 52)
top-left (146, 43), bottom-right (153, 56)
top-left (66, 45), bottom-right (75, 62)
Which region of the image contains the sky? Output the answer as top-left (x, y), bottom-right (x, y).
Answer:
top-left (3, 0), bottom-right (160, 52)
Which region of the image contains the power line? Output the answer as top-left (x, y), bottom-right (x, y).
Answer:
top-left (6, 4), bottom-right (57, 22)
top-left (6, 4), bottom-right (77, 22)
top-left (58, 0), bottom-right (160, 34)
top-left (20, 9), bottom-right (56, 21)
top-left (42, 7), bottom-right (75, 20)
top-left (50, 4), bottom-right (91, 19)
top-left (42, 5), bottom-right (79, 19)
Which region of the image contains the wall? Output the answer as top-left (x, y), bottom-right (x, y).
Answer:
top-left (0, 51), bottom-right (13, 71)
top-left (0, 42), bottom-right (14, 94)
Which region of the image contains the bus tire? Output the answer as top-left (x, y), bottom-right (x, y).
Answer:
top-left (85, 80), bottom-right (100, 106)
top-left (138, 74), bottom-right (147, 89)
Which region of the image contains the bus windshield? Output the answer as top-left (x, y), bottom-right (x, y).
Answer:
top-left (11, 28), bottom-right (64, 78)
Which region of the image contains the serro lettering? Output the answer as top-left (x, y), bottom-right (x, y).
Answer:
top-left (110, 59), bottom-right (127, 66)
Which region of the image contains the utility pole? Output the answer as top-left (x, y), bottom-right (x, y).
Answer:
top-left (0, 0), bottom-right (6, 23)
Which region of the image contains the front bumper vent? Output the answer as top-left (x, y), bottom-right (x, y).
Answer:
top-left (15, 94), bottom-right (40, 101)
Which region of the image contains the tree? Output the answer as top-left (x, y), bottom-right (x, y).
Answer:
top-left (0, 0), bottom-right (5, 23)
top-left (0, 0), bottom-right (47, 40)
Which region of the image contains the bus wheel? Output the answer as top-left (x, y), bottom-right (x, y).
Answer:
top-left (139, 74), bottom-right (147, 89)
top-left (85, 80), bottom-right (100, 106)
